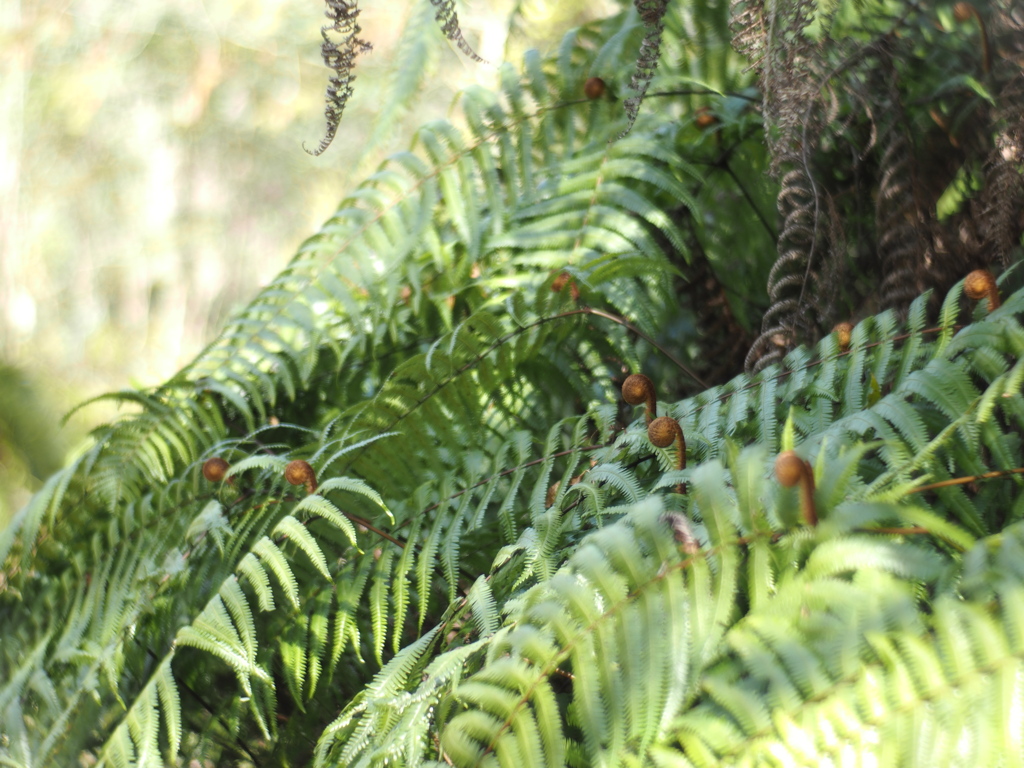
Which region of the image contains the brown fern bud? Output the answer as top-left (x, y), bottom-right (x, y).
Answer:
top-left (584, 77), bottom-right (607, 100)
top-left (775, 451), bottom-right (817, 526)
top-left (551, 271), bottom-right (580, 301)
top-left (649, 416), bottom-right (686, 494)
top-left (285, 460), bottom-right (318, 494)
top-left (964, 269), bottom-right (1001, 311)
top-left (622, 373), bottom-right (657, 426)
top-left (694, 107), bottom-right (718, 129)
top-left (202, 457), bottom-right (230, 483)
top-left (833, 322), bottom-right (853, 352)
top-left (648, 416), bottom-right (681, 449)
top-left (953, 2), bottom-right (975, 22)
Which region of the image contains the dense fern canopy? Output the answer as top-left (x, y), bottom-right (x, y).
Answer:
top-left (3, 0), bottom-right (1024, 766)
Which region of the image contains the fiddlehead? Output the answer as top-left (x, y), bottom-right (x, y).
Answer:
top-left (833, 321), bottom-right (853, 352)
top-left (776, 450), bottom-right (817, 526)
top-left (622, 374), bottom-right (657, 426)
top-left (285, 460), bottom-right (319, 494)
top-left (202, 457), bottom-right (230, 483)
top-left (876, 105), bottom-right (928, 313)
top-left (649, 416), bottom-right (685, 493)
top-left (584, 77), bottom-right (608, 100)
top-left (964, 269), bottom-right (1001, 311)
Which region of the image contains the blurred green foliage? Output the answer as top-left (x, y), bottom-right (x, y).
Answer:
top-left (0, 364), bottom-right (64, 527)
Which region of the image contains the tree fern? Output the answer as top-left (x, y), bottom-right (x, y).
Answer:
top-left (2, 1), bottom-right (1024, 766)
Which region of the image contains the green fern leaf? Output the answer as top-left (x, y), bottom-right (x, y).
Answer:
top-left (253, 537), bottom-right (301, 609)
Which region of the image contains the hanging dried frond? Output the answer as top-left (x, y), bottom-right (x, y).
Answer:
top-left (619, 0), bottom-right (669, 138)
top-left (306, 0), bottom-right (373, 156)
top-left (430, 0), bottom-right (486, 63)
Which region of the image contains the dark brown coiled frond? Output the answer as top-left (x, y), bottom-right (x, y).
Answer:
top-left (876, 123), bottom-right (927, 311)
top-left (305, 0), bottom-right (373, 156)
top-left (431, 0), bottom-right (486, 63)
top-left (742, 0), bottom-right (829, 371)
top-left (745, 162), bottom-right (821, 372)
top-left (980, 155), bottom-right (1024, 266)
top-left (872, 53), bottom-right (931, 312)
top-left (619, 0), bottom-right (669, 139)
top-left (681, 235), bottom-right (754, 384)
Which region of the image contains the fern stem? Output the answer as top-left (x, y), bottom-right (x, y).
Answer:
top-left (344, 512), bottom-right (406, 548)
top-left (582, 308), bottom-right (708, 388)
top-left (909, 467), bottom-right (1024, 494)
top-left (644, 88), bottom-right (761, 102)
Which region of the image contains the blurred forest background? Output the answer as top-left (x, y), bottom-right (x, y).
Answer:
top-left (0, 0), bottom-right (609, 525)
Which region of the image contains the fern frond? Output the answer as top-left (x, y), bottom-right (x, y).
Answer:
top-left (669, 582), bottom-right (1024, 767)
top-left (7, 5), bottom-right (1024, 765)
